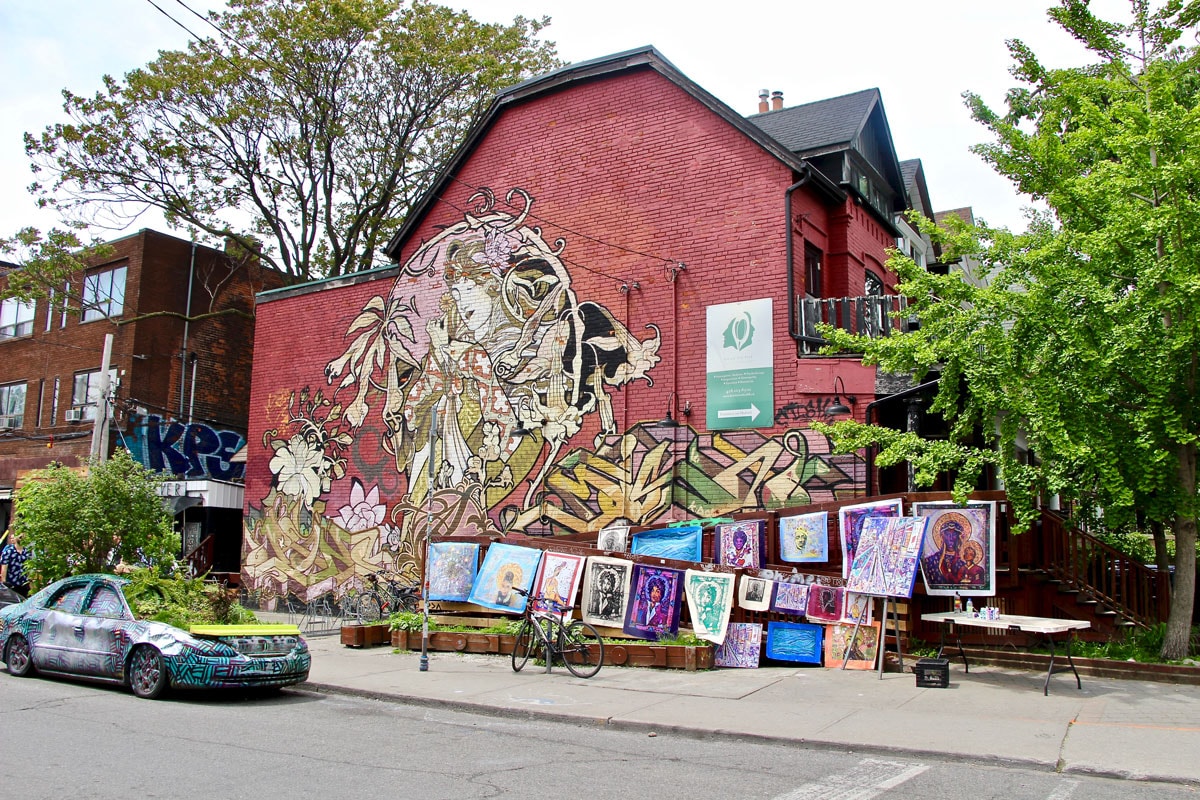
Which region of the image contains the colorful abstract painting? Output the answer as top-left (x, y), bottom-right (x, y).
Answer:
top-left (623, 564), bottom-right (684, 640)
top-left (846, 516), bottom-right (928, 598)
top-left (765, 621), bottom-right (823, 664)
top-left (914, 501), bottom-right (997, 597)
top-left (596, 526), bottom-right (630, 553)
top-left (426, 542), bottom-right (479, 602)
top-left (737, 576), bottom-right (772, 611)
top-left (532, 551), bottom-right (585, 610)
top-left (580, 556), bottom-right (633, 628)
top-left (779, 511), bottom-right (828, 563)
top-left (842, 592), bottom-right (874, 625)
top-left (631, 525), bottom-right (703, 562)
top-left (684, 569), bottom-right (735, 645)
top-left (825, 621), bottom-right (882, 670)
top-left (715, 520), bottom-right (766, 568)
top-left (466, 543), bottom-right (543, 614)
top-left (769, 581), bottom-right (810, 616)
top-left (838, 499), bottom-right (904, 578)
top-left (805, 583), bottom-right (845, 623)
top-left (715, 622), bottom-right (763, 668)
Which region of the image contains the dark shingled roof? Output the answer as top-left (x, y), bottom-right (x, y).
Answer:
top-left (747, 89), bottom-right (881, 155)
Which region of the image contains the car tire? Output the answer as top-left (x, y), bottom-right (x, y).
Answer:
top-left (5, 635), bottom-right (34, 677)
top-left (128, 646), bottom-right (168, 699)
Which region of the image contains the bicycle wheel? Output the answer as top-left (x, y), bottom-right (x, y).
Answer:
top-left (559, 620), bottom-right (604, 678)
top-left (396, 589), bottom-right (420, 613)
top-left (511, 619), bottom-right (539, 672)
top-left (356, 591), bottom-right (383, 623)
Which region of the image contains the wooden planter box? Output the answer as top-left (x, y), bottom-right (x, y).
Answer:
top-left (340, 623), bottom-right (391, 648)
top-left (391, 629), bottom-right (714, 670)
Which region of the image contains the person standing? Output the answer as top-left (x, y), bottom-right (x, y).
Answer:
top-left (0, 527), bottom-right (31, 598)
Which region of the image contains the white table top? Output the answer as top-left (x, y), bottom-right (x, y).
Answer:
top-left (921, 611), bottom-right (1091, 634)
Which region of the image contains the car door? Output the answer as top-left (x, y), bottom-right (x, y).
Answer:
top-left (33, 580), bottom-right (91, 673)
top-left (76, 581), bottom-right (133, 679)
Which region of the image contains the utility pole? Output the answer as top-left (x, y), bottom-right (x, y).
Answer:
top-left (90, 333), bottom-right (113, 462)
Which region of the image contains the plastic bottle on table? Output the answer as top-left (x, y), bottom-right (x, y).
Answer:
top-left (965, 598), bottom-right (974, 616)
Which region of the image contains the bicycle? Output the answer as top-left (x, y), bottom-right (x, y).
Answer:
top-left (510, 586), bottom-right (604, 678)
top-left (354, 569), bottom-right (420, 623)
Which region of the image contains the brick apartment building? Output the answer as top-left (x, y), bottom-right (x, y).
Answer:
top-left (0, 228), bottom-right (287, 577)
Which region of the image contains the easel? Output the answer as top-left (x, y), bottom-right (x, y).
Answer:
top-left (839, 594), bottom-right (904, 679)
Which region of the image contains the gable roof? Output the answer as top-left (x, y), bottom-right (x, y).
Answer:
top-left (747, 88), bottom-right (881, 156)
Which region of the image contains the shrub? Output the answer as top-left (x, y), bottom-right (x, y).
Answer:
top-left (121, 568), bottom-right (256, 629)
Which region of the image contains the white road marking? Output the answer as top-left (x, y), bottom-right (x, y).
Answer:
top-left (1045, 779), bottom-right (1080, 800)
top-left (771, 758), bottom-right (930, 800)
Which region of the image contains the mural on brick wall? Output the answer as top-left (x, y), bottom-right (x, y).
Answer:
top-left (127, 415), bottom-right (245, 481)
top-left (244, 187), bottom-right (862, 602)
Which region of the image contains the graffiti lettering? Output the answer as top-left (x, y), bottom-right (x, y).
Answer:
top-left (128, 415), bottom-right (245, 480)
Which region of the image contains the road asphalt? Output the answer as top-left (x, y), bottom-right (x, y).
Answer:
top-left (290, 629), bottom-right (1200, 787)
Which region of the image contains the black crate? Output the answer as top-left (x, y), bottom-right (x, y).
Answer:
top-left (914, 657), bottom-right (950, 688)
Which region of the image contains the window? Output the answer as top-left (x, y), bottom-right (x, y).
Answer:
top-left (865, 271), bottom-right (884, 297)
top-left (49, 583), bottom-right (89, 614)
top-left (84, 584), bottom-right (128, 619)
top-left (0, 297), bottom-right (35, 339)
top-left (804, 243), bottom-right (823, 299)
top-left (71, 368), bottom-right (117, 421)
top-left (82, 265), bottom-right (127, 322)
top-left (0, 382), bottom-right (25, 429)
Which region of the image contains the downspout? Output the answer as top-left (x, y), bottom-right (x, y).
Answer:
top-left (863, 378), bottom-right (941, 496)
top-left (178, 243), bottom-right (196, 419)
top-left (785, 164), bottom-right (814, 345)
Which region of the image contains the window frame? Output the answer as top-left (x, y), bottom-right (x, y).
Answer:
top-left (0, 296), bottom-right (36, 339)
top-left (70, 368), bottom-right (117, 421)
top-left (81, 264), bottom-right (127, 322)
top-left (0, 381), bottom-right (26, 429)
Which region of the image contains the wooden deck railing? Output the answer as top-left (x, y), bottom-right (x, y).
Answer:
top-left (795, 295), bottom-right (909, 354)
top-left (185, 534), bottom-right (215, 578)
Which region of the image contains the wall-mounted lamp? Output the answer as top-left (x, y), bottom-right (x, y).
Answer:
top-left (657, 392), bottom-right (691, 428)
top-left (825, 376), bottom-right (857, 417)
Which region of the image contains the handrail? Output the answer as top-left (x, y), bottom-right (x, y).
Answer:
top-left (795, 294), bottom-right (909, 353)
top-left (185, 534), bottom-right (215, 579)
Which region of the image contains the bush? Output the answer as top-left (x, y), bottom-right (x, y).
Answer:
top-left (121, 568), bottom-right (256, 630)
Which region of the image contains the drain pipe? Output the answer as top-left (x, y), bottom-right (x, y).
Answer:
top-left (785, 164), bottom-right (813, 344)
top-left (179, 243), bottom-right (197, 419)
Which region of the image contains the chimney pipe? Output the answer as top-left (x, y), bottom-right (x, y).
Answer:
top-left (771, 90), bottom-right (784, 111)
top-left (758, 89), bottom-right (770, 114)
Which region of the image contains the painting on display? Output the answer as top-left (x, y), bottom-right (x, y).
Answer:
top-left (825, 621), bottom-right (882, 670)
top-left (846, 516), bottom-right (928, 598)
top-left (684, 569), bottom-right (736, 645)
top-left (737, 576), bottom-right (772, 611)
top-left (715, 520), bottom-right (766, 568)
top-left (842, 593), bottom-right (874, 625)
top-left (913, 501), bottom-right (998, 597)
top-left (779, 511), bottom-right (828, 563)
top-left (580, 556), bottom-right (633, 628)
top-left (805, 584), bottom-right (845, 623)
top-left (426, 542), bottom-right (480, 602)
top-left (769, 582), bottom-right (809, 616)
top-left (715, 622), bottom-right (763, 669)
top-left (631, 525), bottom-right (703, 563)
top-left (838, 498), bottom-right (904, 578)
top-left (467, 543), bottom-right (543, 614)
top-left (623, 564), bottom-right (684, 640)
top-left (596, 526), bottom-right (630, 553)
top-left (765, 621), bottom-right (824, 664)
top-left (532, 551), bottom-right (586, 610)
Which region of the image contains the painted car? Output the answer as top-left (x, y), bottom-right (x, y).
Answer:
top-left (0, 574), bottom-right (309, 699)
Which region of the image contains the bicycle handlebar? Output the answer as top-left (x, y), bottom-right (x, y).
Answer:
top-left (513, 586), bottom-right (570, 613)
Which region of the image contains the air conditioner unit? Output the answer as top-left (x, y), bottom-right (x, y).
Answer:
top-left (0, 414), bottom-right (16, 431)
top-left (65, 408), bottom-right (86, 424)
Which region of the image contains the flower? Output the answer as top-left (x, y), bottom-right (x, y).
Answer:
top-left (336, 479), bottom-right (386, 532)
top-left (269, 434), bottom-right (326, 509)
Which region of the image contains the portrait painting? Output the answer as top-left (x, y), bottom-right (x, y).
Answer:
top-left (838, 498), bottom-right (904, 578)
top-left (738, 575), bottom-right (772, 611)
top-left (684, 569), bottom-right (736, 644)
top-left (805, 583), bottom-right (845, 623)
top-left (913, 501), bottom-right (997, 597)
top-left (580, 556), bottom-right (633, 628)
top-left (846, 515), bottom-right (928, 598)
top-left (765, 621), bottom-right (823, 665)
top-left (426, 541), bottom-right (479, 602)
top-left (779, 511), bottom-right (828, 563)
top-left (623, 564), bottom-right (684, 640)
top-left (531, 551), bottom-right (585, 611)
top-left (715, 622), bottom-right (763, 669)
top-left (842, 592), bottom-right (874, 625)
top-left (631, 525), bottom-right (703, 563)
top-left (596, 525), bottom-right (629, 553)
top-left (467, 542), bottom-right (543, 614)
top-left (825, 621), bottom-right (882, 670)
top-left (769, 581), bottom-right (809, 616)
top-left (715, 520), bottom-right (766, 569)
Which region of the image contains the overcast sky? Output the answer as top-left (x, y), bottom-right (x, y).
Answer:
top-left (0, 0), bottom-right (1120, 241)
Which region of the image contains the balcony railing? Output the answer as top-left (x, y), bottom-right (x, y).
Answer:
top-left (795, 295), bottom-right (910, 354)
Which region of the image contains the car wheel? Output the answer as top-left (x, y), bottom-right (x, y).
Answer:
top-left (128, 646), bottom-right (168, 699)
top-left (6, 635), bottom-right (34, 677)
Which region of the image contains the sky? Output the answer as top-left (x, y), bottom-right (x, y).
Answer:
top-left (0, 0), bottom-right (1122, 241)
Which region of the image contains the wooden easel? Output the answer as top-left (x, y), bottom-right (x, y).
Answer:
top-left (839, 595), bottom-right (903, 679)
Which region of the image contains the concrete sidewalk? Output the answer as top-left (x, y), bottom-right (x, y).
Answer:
top-left (295, 633), bottom-right (1200, 786)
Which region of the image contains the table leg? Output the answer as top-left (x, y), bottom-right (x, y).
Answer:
top-left (1042, 632), bottom-right (1082, 695)
top-left (934, 623), bottom-right (969, 673)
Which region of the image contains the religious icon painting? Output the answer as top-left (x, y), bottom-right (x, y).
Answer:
top-left (531, 551), bottom-right (585, 611)
top-left (838, 498), bottom-right (904, 578)
top-left (769, 581), bottom-right (810, 616)
top-left (846, 516), bottom-right (929, 599)
top-left (765, 621), bottom-right (824, 665)
top-left (825, 621), bottom-right (882, 670)
top-left (596, 525), bottom-right (630, 553)
top-left (913, 501), bottom-right (997, 597)
top-left (631, 524), bottom-right (703, 562)
top-left (715, 622), bottom-right (763, 669)
top-left (805, 584), bottom-right (845, 623)
top-left (466, 543), bottom-right (543, 614)
top-left (426, 542), bottom-right (479, 602)
top-left (581, 556), bottom-right (634, 629)
top-left (779, 511), bottom-right (828, 563)
top-left (623, 564), bottom-right (684, 641)
top-left (842, 592), bottom-right (874, 625)
top-left (684, 569), bottom-right (736, 644)
top-left (738, 575), bottom-right (772, 611)
top-left (715, 520), bottom-right (766, 569)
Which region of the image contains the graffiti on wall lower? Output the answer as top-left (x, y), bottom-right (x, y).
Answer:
top-left (127, 414), bottom-right (245, 480)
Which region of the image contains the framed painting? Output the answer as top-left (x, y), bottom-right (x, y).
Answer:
top-left (825, 621), bottom-right (882, 670)
top-left (532, 551), bottom-right (585, 610)
top-left (779, 511), bottom-right (828, 563)
top-left (596, 525), bottom-right (630, 553)
top-left (913, 501), bottom-right (997, 597)
top-left (805, 584), bottom-right (845, 623)
top-left (715, 622), bottom-right (763, 669)
top-left (581, 556), bottom-right (634, 628)
top-left (765, 621), bottom-right (823, 664)
top-left (738, 576), bottom-right (772, 611)
top-left (838, 498), bottom-right (904, 578)
top-left (623, 564), bottom-right (684, 640)
top-left (715, 520), bottom-right (766, 568)
top-left (466, 543), bottom-right (543, 614)
top-left (426, 541), bottom-right (479, 602)
top-left (684, 569), bottom-right (736, 644)
top-left (842, 592), bottom-right (874, 625)
top-left (846, 516), bottom-right (928, 598)
top-left (631, 525), bottom-right (703, 562)
top-left (769, 581), bottom-right (809, 616)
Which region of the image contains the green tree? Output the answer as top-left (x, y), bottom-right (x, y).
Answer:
top-left (11, 449), bottom-right (180, 586)
top-left (817, 0), bottom-right (1200, 660)
top-left (23, 0), bottom-right (561, 280)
